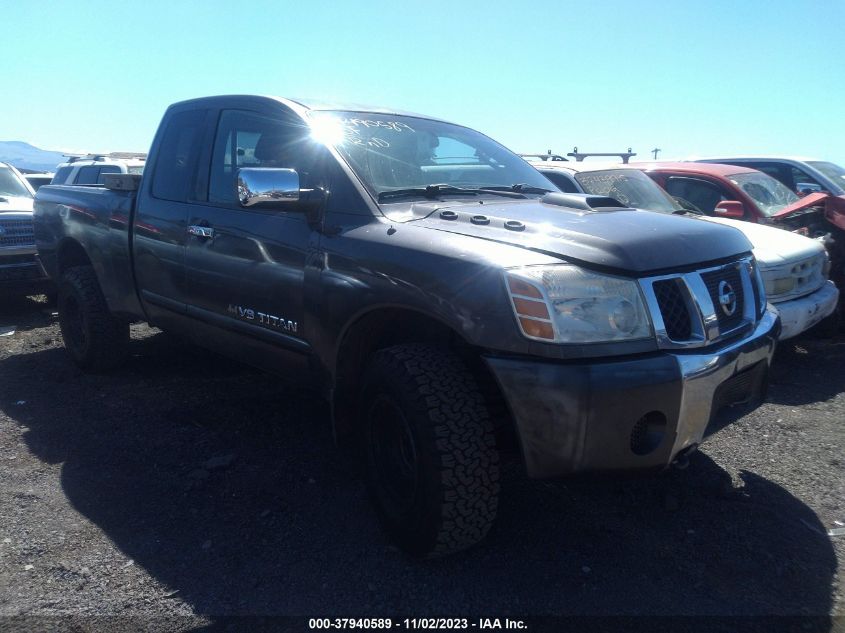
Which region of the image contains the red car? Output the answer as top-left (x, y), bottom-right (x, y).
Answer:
top-left (636, 162), bottom-right (845, 302)
top-left (636, 162), bottom-right (845, 232)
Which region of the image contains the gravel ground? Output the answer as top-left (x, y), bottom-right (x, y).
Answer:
top-left (0, 294), bottom-right (843, 631)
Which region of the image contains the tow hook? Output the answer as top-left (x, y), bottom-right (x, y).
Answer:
top-left (672, 444), bottom-right (698, 470)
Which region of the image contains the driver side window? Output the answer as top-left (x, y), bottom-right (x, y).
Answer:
top-left (208, 109), bottom-right (306, 205)
top-left (664, 176), bottom-right (730, 215)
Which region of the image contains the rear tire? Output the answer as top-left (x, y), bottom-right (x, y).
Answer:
top-left (360, 344), bottom-right (500, 557)
top-left (58, 266), bottom-right (129, 372)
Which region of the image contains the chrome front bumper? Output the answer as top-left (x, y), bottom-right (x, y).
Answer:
top-left (671, 307), bottom-right (779, 460)
top-left (485, 308), bottom-right (780, 479)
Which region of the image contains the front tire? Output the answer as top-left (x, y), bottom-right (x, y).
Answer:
top-left (58, 266), bottom-right (129, 372)
top-left (361, 344), bottom-right (500, 557)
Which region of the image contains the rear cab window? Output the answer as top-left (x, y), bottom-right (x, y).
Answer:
top-left (150, 108), bottom-right (209, 202)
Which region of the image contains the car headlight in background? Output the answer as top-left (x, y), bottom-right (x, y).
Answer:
top-left (505, 265), bottom-right (653, 343)
top-left (764, 276), bottom-right (795, 296)
top-left (761, 251), bottom-right (826, 300)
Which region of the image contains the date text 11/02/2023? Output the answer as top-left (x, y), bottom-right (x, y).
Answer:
top-left (307, 618), bottom-right (528, 630)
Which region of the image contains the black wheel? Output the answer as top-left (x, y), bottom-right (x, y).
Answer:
top-left (58, 266), bottom-right (129, 372)
top-left (360, 344), bottom-right (500, 557)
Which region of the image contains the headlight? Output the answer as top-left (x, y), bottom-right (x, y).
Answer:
top-left (504, 265), bottom-right (652, 343)
top-left (765, 276), bottom-right (795, 296)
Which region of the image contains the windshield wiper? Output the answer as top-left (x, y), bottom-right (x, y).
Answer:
top-left (377, 184), bottom-right (479, 202)
top-left (511, 183), bottom-right (552, 194)
top-left (377, 183), bottom-right (551, 202)
top-left (479, 184), bottom-right (552, 196)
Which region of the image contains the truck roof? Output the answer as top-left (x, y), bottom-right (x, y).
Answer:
top-left (168, 94), bottom-right (452, 124)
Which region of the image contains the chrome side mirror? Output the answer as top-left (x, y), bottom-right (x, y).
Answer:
top-left (237, 168), bottom-right (300, 208)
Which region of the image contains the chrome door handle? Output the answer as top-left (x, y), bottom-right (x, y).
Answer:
top-left (188, 225), bottom-right (214, 239)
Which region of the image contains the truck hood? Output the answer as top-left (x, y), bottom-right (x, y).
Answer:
top-left (768, 192), bottom-right (845, 231)
top-left (771, 191), bottom-right (829, 218)
top-left (0, 196), bottom-right (34, 214)
top-left (702, 216), bottom-right (824, 267)
top-left (387, 196), bottom-right (752, 274)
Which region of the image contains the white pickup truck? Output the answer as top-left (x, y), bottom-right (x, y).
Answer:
top-left (534, 162), bottom-right (839, 339)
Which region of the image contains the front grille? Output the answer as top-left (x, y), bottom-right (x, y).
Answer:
top-left (0, 219), bottom-right (35, 248)
top-left (653, 279), bottom-right (692, 340)
top-left (642, 256), bottom-right (760, 349)
top-left (701, 265), bottom-right (745, 333)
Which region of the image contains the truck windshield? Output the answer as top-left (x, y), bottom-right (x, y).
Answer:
top-left (727, 171), bottom-right (799, 217)
top-left (307, 111), bottom-right (553, 201)
top-left (0, 165), bottom-right (33, 198)
top-left (807, 161), bottom-right (845, 194)
top-left (574, 169), bottom-right (680, 213)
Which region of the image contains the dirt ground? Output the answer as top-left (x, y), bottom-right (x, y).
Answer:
top-left (0, 294), bottom-right (843, 632)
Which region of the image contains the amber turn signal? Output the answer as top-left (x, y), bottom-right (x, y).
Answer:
top-left (507, 276), bottom-right (544, 300)
top-left (512, 297), bottom-right (551, 319)
top-left (519, 318), bottom-right (555, 340)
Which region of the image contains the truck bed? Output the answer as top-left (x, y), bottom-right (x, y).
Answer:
top-left (34, 184), bottom-right (142, 316)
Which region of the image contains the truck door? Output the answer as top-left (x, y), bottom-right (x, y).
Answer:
top-left (183, 108), bottom-right (317, 373)
top-left (133, 108), bottom-right (211, 329)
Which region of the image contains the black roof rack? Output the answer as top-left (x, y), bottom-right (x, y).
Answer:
top-left (63, 152), bottom-right (147, 163)
top-left (566, 147), bottom-right (637, 164)
top-left (519, 151), bottom-right (568, 162)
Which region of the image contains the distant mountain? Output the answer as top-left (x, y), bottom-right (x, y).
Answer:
top-left (0, 141), bottom-right (67, 172)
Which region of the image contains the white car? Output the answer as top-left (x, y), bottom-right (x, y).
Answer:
top-left (51, 153), bottom-right (145, 186)
top-left (693, 155), bottom-right (845, 197)
top-left (533, 161), bottom-right (839, 339)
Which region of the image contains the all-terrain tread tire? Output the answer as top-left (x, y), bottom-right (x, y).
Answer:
top-left (361, 343), bottom-right (500, 558)
top-left (58, 266), bottom-right (129, 372)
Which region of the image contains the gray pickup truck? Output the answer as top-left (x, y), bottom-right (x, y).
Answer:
top-left (34, 95), bottom-right (779, 557)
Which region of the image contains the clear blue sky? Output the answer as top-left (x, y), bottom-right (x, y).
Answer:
top-left (2, 0), bottom-right (843, 164)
